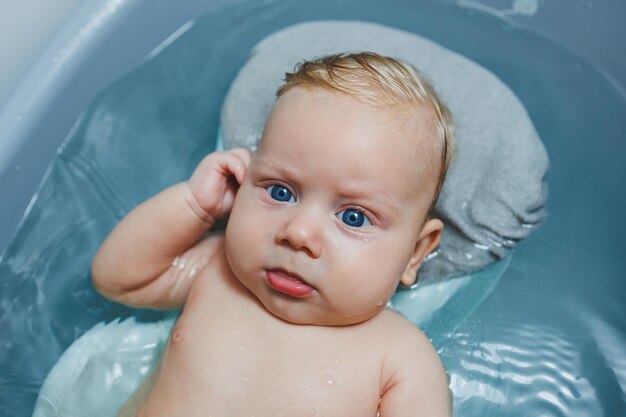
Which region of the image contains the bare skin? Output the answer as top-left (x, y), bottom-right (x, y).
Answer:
top-left (93, 88), bottom-right (452, 416)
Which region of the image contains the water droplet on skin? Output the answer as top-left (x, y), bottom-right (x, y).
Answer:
top-left (172, 255), bottom-right (187, 268)
top-left (320, 373), bottom-right (336, 388)
top-left (334, 358), bottom-right (341, 364)
top-left (240, 346), bottom-right (245, 351)
top-left (188, 266), bottom-right (197, 278)
top-left (236, 371), bottom-right (248, 383)
top-left (376, 300), bottom-right (384, 307)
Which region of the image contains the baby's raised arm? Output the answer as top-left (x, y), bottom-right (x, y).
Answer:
top-left (91, 148), bottom-right (251, 309)
top-left (379, 320), bottom-right (453, 417)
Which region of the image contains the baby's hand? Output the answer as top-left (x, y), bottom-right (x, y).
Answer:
top-left (187, 148), bottom-right (252, 223)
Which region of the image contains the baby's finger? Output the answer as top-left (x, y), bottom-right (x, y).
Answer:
top-left (227, 147), bottom-right (253, 169)
top-left (216, 152), bottom-right (248, 184)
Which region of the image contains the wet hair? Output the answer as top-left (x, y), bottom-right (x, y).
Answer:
top-left (276, 52), bottom-right (455, 217)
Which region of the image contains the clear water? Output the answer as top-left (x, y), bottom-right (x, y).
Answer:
top-left (1, 1), bottom-right (625, 416)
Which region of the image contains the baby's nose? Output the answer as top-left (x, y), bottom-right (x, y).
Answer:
top-left (276, 207), bottom-right (323, 259)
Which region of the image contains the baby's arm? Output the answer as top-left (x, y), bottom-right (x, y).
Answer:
top-left (91, 148), bottom-right (251, 309)
top-left (379, 321), bottom-right (452, 417)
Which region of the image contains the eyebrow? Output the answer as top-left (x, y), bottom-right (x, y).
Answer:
top-left (254, 157), bottom-right (298, 178)
top-left (337, 188), bottom-right (400, 220)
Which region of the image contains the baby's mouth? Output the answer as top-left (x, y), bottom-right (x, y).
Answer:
top-left (265, 268), bottom-right (315, 298)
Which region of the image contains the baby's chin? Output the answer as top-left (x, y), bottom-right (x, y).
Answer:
top-left (257, 294), bottom-right (382, 327)
top-left (223, 242), bottom-right (385, 327)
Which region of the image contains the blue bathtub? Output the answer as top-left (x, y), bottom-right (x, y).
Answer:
top-left (1, 1), bottom-right (624, 416)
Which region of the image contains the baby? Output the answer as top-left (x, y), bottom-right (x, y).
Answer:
top-left (92, 52), bottom-right (454, 417)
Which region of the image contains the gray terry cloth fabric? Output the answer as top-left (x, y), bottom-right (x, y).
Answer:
top-left (220, 21), bottom-right (549, 284)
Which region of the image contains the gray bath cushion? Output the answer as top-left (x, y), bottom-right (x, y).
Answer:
top-left (220, 21), bottom-right (549, 284)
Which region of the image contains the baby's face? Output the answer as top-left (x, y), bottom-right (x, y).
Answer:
top-left (225, 88), bottom-right (441, 326)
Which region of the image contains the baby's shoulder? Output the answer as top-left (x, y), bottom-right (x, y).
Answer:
top-left (371, 308), bottom-right (429, 344)
top-left (373, 308), bottom-right (445, 376)
top-left (374, 310), bottom-right (452, 415)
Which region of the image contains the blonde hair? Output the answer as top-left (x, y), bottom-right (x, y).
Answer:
top-left (276, 52), bottom-right (455, 217)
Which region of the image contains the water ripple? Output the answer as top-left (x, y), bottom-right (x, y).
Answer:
top-left (443, 320), bottom-right (604, 416)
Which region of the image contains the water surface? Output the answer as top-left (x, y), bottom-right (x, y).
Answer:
top-left (1, 1), bottom-right (625, 416)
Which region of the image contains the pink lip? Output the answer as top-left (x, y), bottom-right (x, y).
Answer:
top-left (265, 268), bottom-right (315, 298)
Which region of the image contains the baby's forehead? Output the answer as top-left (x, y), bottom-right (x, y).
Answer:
top-left (260, 88), bottom-right (440, 186)
top-left (271, 87), bottom-right (440, 148)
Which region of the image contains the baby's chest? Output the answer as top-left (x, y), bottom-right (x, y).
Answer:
top-left (164, 295), bottom-right (383, 415)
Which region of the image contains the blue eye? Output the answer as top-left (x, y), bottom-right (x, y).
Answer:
top-left (337, 209), bottom-right (372, 228)
top-left (267, 184), bottom-right (296, 203)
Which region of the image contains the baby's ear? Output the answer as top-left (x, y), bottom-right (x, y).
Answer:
top-left (400, 219), bottom-right (443, 286)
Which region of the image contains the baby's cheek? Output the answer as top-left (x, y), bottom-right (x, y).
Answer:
top-left (227, 193), bottom-right (253, 234)
top-left (332, 267), bottom-right (387, 309)
top-left (337, 249), bottom-right (402, 305)
top-left (226, 199), bottom-right (266, 266)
